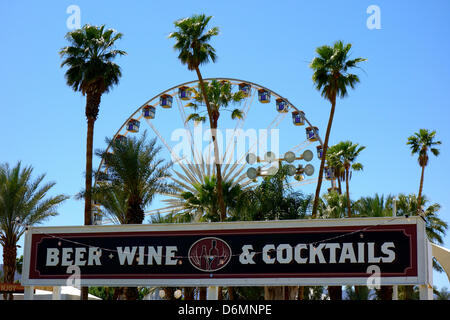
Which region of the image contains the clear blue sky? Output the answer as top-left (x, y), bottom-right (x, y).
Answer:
top-left (1, 0), bottom-right (450, 290)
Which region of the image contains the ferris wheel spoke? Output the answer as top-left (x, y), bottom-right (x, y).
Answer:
top-left (221, 88), bottom-right (256, 175)
top-left (175, 93), bottom-right (205, 181)
top-left (146, 118), bottom-right (202, 185)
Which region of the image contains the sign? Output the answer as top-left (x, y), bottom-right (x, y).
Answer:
top-left (0, 283), bottom-right (24, 293)
top-left (21, 217), bottom-right (428, 286)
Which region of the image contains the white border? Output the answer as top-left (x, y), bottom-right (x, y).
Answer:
top-left (21, 216), bottom-right (427, 287)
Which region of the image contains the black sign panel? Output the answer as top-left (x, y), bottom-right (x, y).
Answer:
top-left (23, 218), bottom-right (424, 286)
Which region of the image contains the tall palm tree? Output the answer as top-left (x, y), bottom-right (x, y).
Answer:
top-left (309, 41), bottom-right (366, 218)
top-left (168, 15), bottom-right (229, 221)
top-left (326, 141), bottom-right (365, 217)
top-left (60, 24), bottom-right (126, 229)
top-left (406, 129), bottom-right (441, 213)
top-left (0, 162), bottom-right (68, 300)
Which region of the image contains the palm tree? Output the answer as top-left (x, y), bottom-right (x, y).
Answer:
top-left (95, 132), bottom-right (173, 225)
top-left (326, 149), bottom-right (345, 194)
top-left (317, 191), bottom-right (349, 219)
top-left (406, 129), bottom-right (441, 213)
top-left (180, 175), bottom-right (243, 222)
top-left (326, 141), bottom-right (365, 217)
top-left (0, 162), bottom-right (68, 300)
top-left (433, 287), bottom-right (450, 300)
top-left (60, 24), bottom-right (126, 230)
top-left (395, 194), bottom-right (447, 249)
top-left (309, 41), bottom-right (366, 218)
top-left (355, 193), bottom-right (393, 217)
top-left (395, 193), bottom-right (447, 299)
top-left (168, 15), bottom-right (229, 221)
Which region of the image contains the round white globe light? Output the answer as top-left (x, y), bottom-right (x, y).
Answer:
top-left (246, 167), bottom-right (258, 179)
top-left (304, 164), bottom-right (314, 176)
top-left (246, 153), bottom-right (257, 164)
top-left (174, 289), bottom-right (182, 299)
top-left (302, 150), bottom-right (313, 162)
top-left (284, 151), bottom-right (296, 163)
top-left (159, 289), bottom-right (166, 299)
top-left (286, 164), bottom-right (296, 176)
top-left (264, 151), bottom-right (276, 163)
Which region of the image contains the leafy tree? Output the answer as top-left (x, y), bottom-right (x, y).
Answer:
top-left (433, 287), bottom-right (450, 300)
top-left (406, 129), bottom-right (441, 212)
top-left (0, 162), bottom-right (67, 300)
top-left (395, 194), bottom-right (447, 248)
top-left (317, 191), bottom-right (350, 219)
top-left (326, 141), bottom-right (365, 217)
top-left (309, 41), bottom-right (366, 218)
top-left (169, 14), bottom-right (229, 221)
top-left (180, 175), bottom-right (243, 222)
top-left (95, 132), bottom-right (173, 224)
top-left (354, 193), bottom-right (393, 217)
top-left (345, 285), bottom-right (373, 300)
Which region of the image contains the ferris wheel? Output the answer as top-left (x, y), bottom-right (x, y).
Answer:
top-left (94, 78), bottom-right (328, 224)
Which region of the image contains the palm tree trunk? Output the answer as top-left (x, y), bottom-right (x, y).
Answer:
top-left (328, 286), bottom-right (342, 300)
top-left (264, 286), bottom-right (284, 300)
top-left (84, 116), bottom-right (95, 227)
top-left (194, 67), bottom-right (227, 222)
top-left (199, 287), bottom-right (207, 300)
top-left (312, 98), bottom-right (337, 218)
top-left (337, 177), bottom-right (342, 194)
top-left (417, 165), bottom-right (425, 213)
top-left (298, 286), bottom-right (304, 300)
top-left (378, 286), bottom-right (393, 300)
top-left (183, 287), bottom-right (195, 300)
top-left (345, 167), bottom-right (352, 217)
top-left (2, 242), bottom-right (17, 300)
top-left (81, 91), bottom-right (101, 301)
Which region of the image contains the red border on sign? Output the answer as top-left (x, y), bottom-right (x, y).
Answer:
top-left (28, 224), bottom-right (418, 280)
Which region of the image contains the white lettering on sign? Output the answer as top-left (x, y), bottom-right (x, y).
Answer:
top-left (45, 247), bottom-right (102, 266)
top-left (238, 241), bottom-right (397, 265)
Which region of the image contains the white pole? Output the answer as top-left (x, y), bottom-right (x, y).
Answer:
top-left (392, 197), bottom-right (399, 300)
top-left (52, 286), bottom-right (61, 300)
top-left (207, 286), bottom-right (218, 300)
top-left (419, 239), bottom-right (434, 300)
top-left (24, 286), bottom-right (34, 300)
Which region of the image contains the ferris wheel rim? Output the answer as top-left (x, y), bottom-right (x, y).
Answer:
top-left (108, 77), bottom-right (322, 147)
top-left (94, 77), bottom-right (324, 188)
